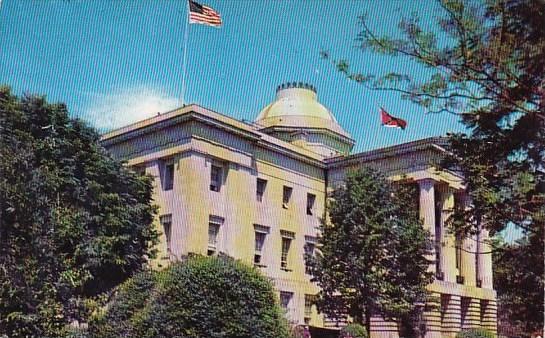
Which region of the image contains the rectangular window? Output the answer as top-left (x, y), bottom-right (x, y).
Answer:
top-left (208, 216), bottom-right (223, 256)
top-left (306, 193), bottom-right (316, 215)
top-left (210, 165), bottom-right (222, 192)
top-left (160, 214), bottom-right (172, 253)
top-left (304, 240), bottom-right (316, 275)
top-left (256, 178), bottom-right (267, 202)
top-left (279, 291), bottom-right (293, 310)
top-left (282, 186), bottom-right (293, 209)
top-left (254, 224), bottom-right (270, 266)
top-left (280, 230), bottom-right (295, 270)
top-left (281, 237), bottom-right (291, 269)
top-left (254, 232), bottom-right (266, 265)
top-left (304, 295), bottom-right (315, 318)
top-left (162, 162), bottom-right (174, 191)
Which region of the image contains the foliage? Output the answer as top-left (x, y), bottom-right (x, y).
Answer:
top-left (494, 235), bottom-right (544, 334)
top-left (455, 328), bottom-right (496, 338)
top-left (0, 86), bottom-right (158, 337)
top-left (339, 323), bottom-right (368, 338)
top-left (322, 0), bottom-right (544, 330)
top-left (308, 168), bottom-right (433, 333)
top-left (90, 255), bottom-right (292, 338)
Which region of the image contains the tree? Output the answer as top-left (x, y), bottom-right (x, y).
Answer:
top-left (0, 87), bottom-right (158, 337)
top-left (493, 236), bottom-right (544, 335)
top-left (322, 0), bottom-right (544, 331)
top-left (308, 168), bottom-right (432, 334)
top-left (90, 255), bottom-right (292, 338)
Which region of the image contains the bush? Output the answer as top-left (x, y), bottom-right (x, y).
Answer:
top-left (456, 328), bottom-right (496, 338)
top-left (339, 323), bottom-right (368, 338)
top-left (90, 255), bottom-right (291, 338)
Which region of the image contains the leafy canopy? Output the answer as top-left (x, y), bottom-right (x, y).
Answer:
top-left (322, 0), bottom-right (544, 331)
top-left (90, 255), bottom-right (292, 338)
top-left (308, 168), bottom-right (432, 332)
top-left (0, 87), bottom-right (158, 337)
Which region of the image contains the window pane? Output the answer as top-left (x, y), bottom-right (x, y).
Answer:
top-left (160, 214), bottom-right (172, 252)
top-left (306, 193), bottom-right (316, 215)
top-left (282, 186), bottom-right (292, 208)
top-left (281, 237), bottom-right (291, 269)
top-left (255, 232), bottom-right (266, 252)
top-left (280, 291), bottom-right (292, 309)
top-left (210, 165), bottom-right (222, 192)
top-left (163, 163), bottom-right (174, 190)
top-left (208, 223), bottom-right (219, 246)
top-left (256, 178), bottom-right (267, 202)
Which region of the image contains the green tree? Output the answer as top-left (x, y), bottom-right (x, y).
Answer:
top-left (308, 168), bottom-right (432, 334)
top-left (494, 236), bottom-right (544, 335)
top-left (0, 87), bottom-right (158, 337)
top-left (322, 0), bottom-right (544, 330)
top-left (90, 255), bottom-right (292, 338)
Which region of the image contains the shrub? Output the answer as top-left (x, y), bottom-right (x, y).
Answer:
top-left (339, 323), bottom-right (368, 338)
top-left (456, 328), bottom-right (496, 338)
top-left (90, 255), bottom-right (291, 338)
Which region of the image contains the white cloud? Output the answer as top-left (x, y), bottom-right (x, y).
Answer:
top-left (83, 86), bottom-right (179, 131)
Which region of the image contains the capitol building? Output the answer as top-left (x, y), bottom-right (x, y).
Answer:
top-left (101, 83), bottom-right (497, 338)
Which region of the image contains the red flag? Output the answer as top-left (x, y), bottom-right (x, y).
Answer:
top-left (380, 108), bottom-right (407, 130)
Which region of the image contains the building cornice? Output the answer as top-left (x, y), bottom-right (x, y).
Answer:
top-left (325, 136), bottom-right (450, 168)
top-left (100, 104), bottom-right (326, 167)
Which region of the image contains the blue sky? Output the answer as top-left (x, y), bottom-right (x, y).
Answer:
top-left (0, 0), bottom-right (466, 152)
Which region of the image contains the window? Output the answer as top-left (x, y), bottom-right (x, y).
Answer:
top-left (282, 186), bottom-right (293, 209)
top-left (304, 237), bottom-right (317, 274)
top-left (208, 216), bottom-right (223, 256)
top-left (210, 165), bottom-right (222, 192)
top-left (162, 162), bottom-right (174, 191)
top-left (253, 224), bottom-right (269, 266)
top-left (254, 232), bottom-right (266, 265)
top-left (160, 214), bottom-right (172, 253)
top-left (280, 230), bottom-right (295, 270)
top-left (304, 295), bottom-right (316, 318)
top-left (256, 178), bottom-right (267, 202)
top-left (306, 193), bottom-right (316, 215)
top-left (279, 291), bottom-right (293, 310)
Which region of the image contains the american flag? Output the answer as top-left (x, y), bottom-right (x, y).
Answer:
top-left (188, 0), bottom-right (222, 27)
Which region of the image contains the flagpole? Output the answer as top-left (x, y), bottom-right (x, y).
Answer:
top-left (180, 0), bottom-right (190, 106)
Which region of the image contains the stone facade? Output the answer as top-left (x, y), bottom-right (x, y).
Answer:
top-left (101, 83), bottom-right (497, 337)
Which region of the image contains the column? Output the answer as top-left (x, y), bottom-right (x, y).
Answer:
top-left (442, 294), bottom-right (461, 337)
top-left (440, 186), bottom-right (457, 283)
top-left (477, 227), bottom-right (494, 289)
top-left (418, 179), bottom-right (436, 275)
top-left (456, 193), bottom-right (476, 286)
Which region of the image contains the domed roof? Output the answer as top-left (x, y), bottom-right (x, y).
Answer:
top-left (255, 82), bottom-right (351, 138)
